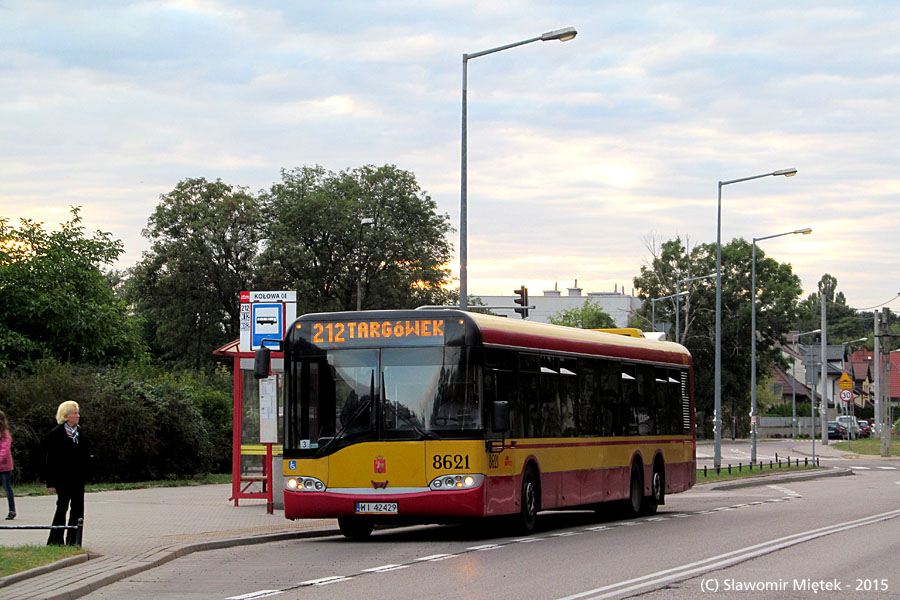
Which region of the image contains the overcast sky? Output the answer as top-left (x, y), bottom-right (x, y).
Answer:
top-left (2, 1), bottom-right (899, 310)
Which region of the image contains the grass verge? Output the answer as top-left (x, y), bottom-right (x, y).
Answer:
top-left (13, 472), bottom-right (231, 497)
top-left (2, 473), bottom-right (231, 579)
top-left (831, 438), bottom-right (900, 456)
top-left (696, 462), bottom-right (821, 484)
top-left (0, 545), bottom-right (87, 578)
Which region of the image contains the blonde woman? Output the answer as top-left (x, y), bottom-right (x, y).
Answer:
top-left (43, 401), bottom-right (89, 545)
top-left (0, 411), bottom-right (15, 520)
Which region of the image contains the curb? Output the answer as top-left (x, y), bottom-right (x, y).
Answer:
top-left (0, 553), bottom-right (91, 589)
top-left (702, 466), bottom-right (854, 491)
top-left (1, 526), bottom-right (341, 600)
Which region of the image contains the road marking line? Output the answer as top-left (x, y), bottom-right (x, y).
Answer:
top-left (513, 537), bottom-right (546, 542)
top-left (550, 531), bottom-right (582, 537)
top-left (555, 508), bottom-right (900, 600)
top-left (466, 543), bottom-right (501, 551)
top-left (876, 466), bottom-right (897, 470)
top-left (416, 554), bottom-right (455, 561)
top-left (852, 466), bottom-right (871, 470)
top-left (226, 591), bottom-right (283, 600)
top-left (361, 564), bottom-right (408, 573)
top-left (298, 576), bottom-right (350, 586)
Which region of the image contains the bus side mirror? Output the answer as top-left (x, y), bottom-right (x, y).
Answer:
top-left (254, 347), bottom-right (271, 379)
top-left (491, 401), bottom-right (509, 433)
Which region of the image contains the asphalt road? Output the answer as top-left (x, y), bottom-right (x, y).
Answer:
top-left (83, 447), bottom-right (900, 600)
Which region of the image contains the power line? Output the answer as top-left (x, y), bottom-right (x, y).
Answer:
top-left (856, 293), bottom-right (900, 311)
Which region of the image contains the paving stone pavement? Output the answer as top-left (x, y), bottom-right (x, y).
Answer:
top-left (0, 484), bottom-right (338, 600)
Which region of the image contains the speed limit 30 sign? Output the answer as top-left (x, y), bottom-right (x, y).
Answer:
top-left (840, 389), bottom-right (852, 403)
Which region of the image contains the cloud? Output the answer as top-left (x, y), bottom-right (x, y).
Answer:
top-left (1, 1), bottom-right (898, 309)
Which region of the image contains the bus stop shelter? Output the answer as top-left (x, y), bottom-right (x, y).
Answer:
top-left (213, 339), bottom-right (283, 513)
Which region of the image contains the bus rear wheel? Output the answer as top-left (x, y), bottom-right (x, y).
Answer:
top-left (642, 465), bottom-right (664, 516)
top-left (625, 462), bottom-right (643, 517)
top-left (338, 518), bottom-right (374, 539)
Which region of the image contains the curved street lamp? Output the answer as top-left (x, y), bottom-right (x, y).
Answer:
top-left (651, 291), bottom-right (689, 333)
top-left (714, 167), bottom-right (796, 469)
top-left (459, 27), bottom-right (577, 310)
top-left (750, 227), bottom-right (812, 463)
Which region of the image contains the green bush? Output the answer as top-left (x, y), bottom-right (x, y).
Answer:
top-left (762, 402), bottom-right (812, 417)
top-left (0, 360), bottom-right (232, 483)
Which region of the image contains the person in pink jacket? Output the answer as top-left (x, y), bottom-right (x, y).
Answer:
top-left (0, 411), bottom-right (15, 520)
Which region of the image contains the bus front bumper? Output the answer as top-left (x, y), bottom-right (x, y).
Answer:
top-left (284, 487), bottom-right (487, 520)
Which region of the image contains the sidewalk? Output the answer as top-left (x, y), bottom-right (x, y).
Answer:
top-left (0, 484), bottom-right (339, 600)
top-left (790, 439), bottom-right (900, 460)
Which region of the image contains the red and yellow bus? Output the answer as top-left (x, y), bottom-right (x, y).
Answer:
top-left (259, 309), bottom-right (695, 538)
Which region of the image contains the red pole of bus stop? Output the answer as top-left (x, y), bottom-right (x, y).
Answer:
top-left (266, 442), bottom-right (274, 514)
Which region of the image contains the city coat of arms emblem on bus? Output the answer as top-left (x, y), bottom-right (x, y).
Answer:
top-left (374, 456), bottom-right (386, 474)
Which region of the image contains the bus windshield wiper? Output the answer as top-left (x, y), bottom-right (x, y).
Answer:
top-left (318, 370), bottom-right (375, 455)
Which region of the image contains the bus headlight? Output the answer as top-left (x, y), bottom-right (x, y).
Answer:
top-left (286, 476), bottom-right (325, 492)
top-left (429, 474), bottom-right (483, 491)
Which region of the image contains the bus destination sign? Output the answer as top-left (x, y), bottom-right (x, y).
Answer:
top-left (302, 319), bottom-right (446, 347)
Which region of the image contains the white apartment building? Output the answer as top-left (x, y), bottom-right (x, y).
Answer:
top-left (473, 282), bottom-right (641, 328)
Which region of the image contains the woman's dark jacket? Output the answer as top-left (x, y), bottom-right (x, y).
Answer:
top-left (43, 424), bottom-right (90, 489)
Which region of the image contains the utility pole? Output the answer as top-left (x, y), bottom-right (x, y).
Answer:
top-left (874, 308), bottom-right (882, 438)
top-left (879, 308), bottom-right (892, 457)
top-left (820, 284), bottom-right (828, 446)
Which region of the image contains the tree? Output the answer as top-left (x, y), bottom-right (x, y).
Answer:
top-left (548, 299), bottom-right (616, 329)
top-left (794, 274), bottom-right (871, 344)
top-left (257, 165), bottom-right (455, 313)
top-left (633, 236), bottom-right (804, 439)
top-left (0, 208), bottom-right (144, 374)
top-left (632, 235), bottom-right (710, 342)
top-left (126, 178), bottom-right (262, 369)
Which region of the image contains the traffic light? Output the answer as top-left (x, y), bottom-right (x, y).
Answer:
top-left (513, 285), bottom-right (529, 319)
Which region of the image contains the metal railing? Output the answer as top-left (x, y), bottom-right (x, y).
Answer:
top-left (0, 518), bottom-right (84, 546)
top-left (700, 455), bottom-right (819, 477)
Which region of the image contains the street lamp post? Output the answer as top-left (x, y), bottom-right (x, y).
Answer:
top-left (750, 227), bottom-right (812, 463)
top-left (714, 168), bottom-right (796, 469)
top-left (792, 329), bottom-right (821, 441)
top-left (651, 291), bottom-right (689, 333)
top-left (675, 273), bottom-right (715, 344)
top-left (459, 27), bottom-right (577, 310)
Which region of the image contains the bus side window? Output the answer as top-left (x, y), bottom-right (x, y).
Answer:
top-left (635, 364), bottom-right (655, 435)
top-left (519, 353), bottom-right (541, 438)
top-left (539, 355), bottom-right (561, 438)
top-left (485, 348), bottom-right (522, 437)
top-left (559, 358), bottom-right (578, 437)
top-left (600, 360), bottom-right (622, 436)
top-left (576, 358), bottom-right (600, 436)
top-left (622, 364), bottom-right (638, 435)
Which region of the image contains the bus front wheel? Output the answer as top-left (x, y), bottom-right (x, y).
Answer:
top-left (515, 468), bottom-right (539, 534)
top-left (338, 518), bottom-right (374, 539)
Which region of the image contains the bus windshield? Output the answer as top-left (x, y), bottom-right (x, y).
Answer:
top-left (289, 346), bottom-right (480, 454)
